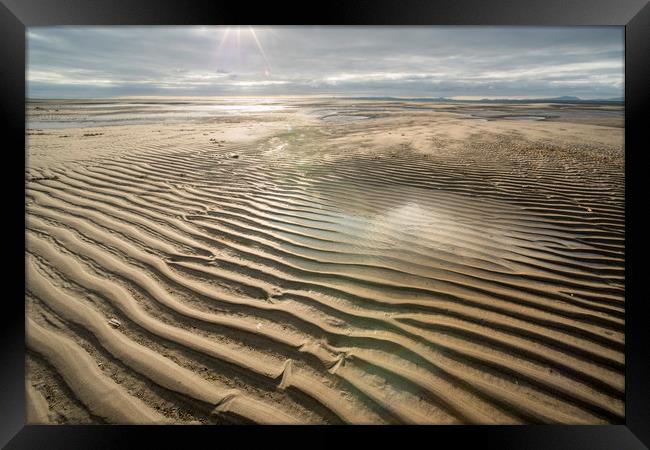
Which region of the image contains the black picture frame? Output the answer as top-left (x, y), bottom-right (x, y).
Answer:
top-left (2, 0), bottom-right (648, 448)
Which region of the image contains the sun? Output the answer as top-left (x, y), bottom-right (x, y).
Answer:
top-left (215, 26), bottom-right (272, 77)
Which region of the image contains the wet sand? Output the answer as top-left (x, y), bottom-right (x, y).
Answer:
top-left (25, 97), bottom-right (624, 424)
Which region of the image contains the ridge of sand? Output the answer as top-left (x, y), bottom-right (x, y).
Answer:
top-left (26, 99), bottom-right (624, 424)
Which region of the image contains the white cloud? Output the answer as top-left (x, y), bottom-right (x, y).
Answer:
top-left (26, 26), bottom-right (624, 99)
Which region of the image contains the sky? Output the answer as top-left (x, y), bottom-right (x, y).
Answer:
top-left (27, 26), bottom-right (624, 99)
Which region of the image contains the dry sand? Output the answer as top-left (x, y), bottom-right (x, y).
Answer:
top-left (25, 98), bottom-right (624, 424)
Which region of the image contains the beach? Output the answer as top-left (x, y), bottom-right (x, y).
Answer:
top-left (25, 97), bottom-right (625, 424)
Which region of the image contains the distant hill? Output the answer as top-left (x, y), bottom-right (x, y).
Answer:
top-left (349, 95), bottom-right (624, 104)
top-left (469, 95), bottom-right (623, 104)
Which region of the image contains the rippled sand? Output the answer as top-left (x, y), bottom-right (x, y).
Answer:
top-left (25, 98), bottom-right (624, 424)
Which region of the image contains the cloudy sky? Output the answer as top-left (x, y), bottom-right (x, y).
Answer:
top-left (27, 26), bottom-right (624, 99)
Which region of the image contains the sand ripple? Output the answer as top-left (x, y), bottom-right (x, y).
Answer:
top-left (26, 115), bottom-right (624, 424)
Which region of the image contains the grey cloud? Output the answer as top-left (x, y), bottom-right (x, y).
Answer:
top-left (27, 26), bottom-right (624, 99)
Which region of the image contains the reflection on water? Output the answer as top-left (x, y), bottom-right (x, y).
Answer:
top-left (500, 115), bottom-right (547, 121)
top-left (284, 170), bottom-right (513, 266)
top-left (321, 114), bottom-right (370, 123)
top-left (27, 101), bottom-right (289, 129)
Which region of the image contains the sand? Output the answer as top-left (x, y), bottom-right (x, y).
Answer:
top-left (25, 98), bottom-right (624, 424)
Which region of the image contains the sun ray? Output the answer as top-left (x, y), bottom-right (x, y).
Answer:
top-left (216, 27), bottom-right (231, 55)
top-left (248, 26), bottom-right (271, 75)
top-left (236, 26), bottom-right (242, 67)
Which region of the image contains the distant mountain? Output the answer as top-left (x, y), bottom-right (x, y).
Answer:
top-left (544, 96), bottom-right (623, 104)
top-left (348, 95), bottom-right (623, 104)
top-left (474, 96), bottom-right (623, 104)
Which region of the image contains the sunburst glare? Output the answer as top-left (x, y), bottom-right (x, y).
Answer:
top-left (214, 26), bottom-right (272, 77)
